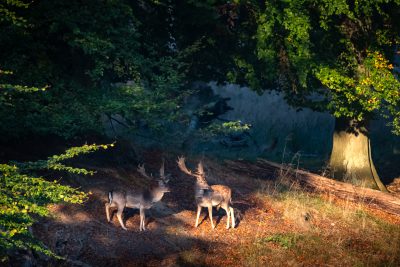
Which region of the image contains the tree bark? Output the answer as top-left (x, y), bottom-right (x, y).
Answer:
top-left (329, 117), bottom-right (387, 191)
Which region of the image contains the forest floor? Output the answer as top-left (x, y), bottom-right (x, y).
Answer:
top-left (32, 149), bottom-right (400, 267)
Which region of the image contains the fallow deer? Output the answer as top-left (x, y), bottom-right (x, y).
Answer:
top-left (177, 156), bottom-right (235, 229)
top-left (105, 161), bottom-right (170, 231)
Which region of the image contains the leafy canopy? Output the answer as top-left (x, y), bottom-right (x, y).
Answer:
top-left (226, 0), bottom-right (400, 133)
top-left (0, 0), bottom-right (195, 140)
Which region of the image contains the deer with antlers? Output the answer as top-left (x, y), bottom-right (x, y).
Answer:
top-left (177, 156), bottom-right (235, 229)
top-left (105, 161), bottom-right (170, 231)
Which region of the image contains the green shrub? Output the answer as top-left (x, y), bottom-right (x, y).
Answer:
top-left (0, 143), bottom-right (110, 261)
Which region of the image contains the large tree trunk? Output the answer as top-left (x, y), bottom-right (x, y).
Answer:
top-left (329, 117), bottom-right (387, 191)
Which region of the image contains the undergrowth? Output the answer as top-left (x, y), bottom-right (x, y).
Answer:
top-left (243, 164), bottom-right (400, 266)
top-left (0, 143), bottom-right (111, 262)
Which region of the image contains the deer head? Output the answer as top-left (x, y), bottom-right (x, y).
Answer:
top-left (137, 161), bottom-right (170, 193)
top-left (177, 156), bottom-right (209, 187)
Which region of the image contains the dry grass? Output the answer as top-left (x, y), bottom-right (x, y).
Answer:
top-left (242, 166), bottom-right (400, 267)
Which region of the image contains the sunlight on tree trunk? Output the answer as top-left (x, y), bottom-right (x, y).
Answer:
top-left (329, 118), bottom-right (388, 192)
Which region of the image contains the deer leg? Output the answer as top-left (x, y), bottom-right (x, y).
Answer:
top-left (222, 203), bottom-right (230, 229)
top-left (105, 203), bottom-right (111, 222)
top-left (116, 207), bottom-right (127, 231)
top-left (195, 205), bottom-right (202, 227)
top-left (139, 208), bottom-right (143, 231)
top-left (208, 206), bottom-right (215, 229)
top-left (140, 207), bottom-right (146, 231)
top-left (230, 207), bottom-right (235, 228)
top-left (139, 211), bottom-right (142, 231)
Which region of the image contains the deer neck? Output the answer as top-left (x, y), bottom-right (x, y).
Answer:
top-left (148, 185), bottom-right (165, 203)
top-left (195, 176), bottom-right (210, 190)
top-left (194, 178), bottom-right (211, 201)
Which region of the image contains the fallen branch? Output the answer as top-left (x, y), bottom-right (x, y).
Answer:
top-left (257, 159), bottom-right (400, 216)
top-left (225, 159), bottom-right (400, 216)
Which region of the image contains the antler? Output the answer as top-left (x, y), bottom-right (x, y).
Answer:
top-left (159, 158), bottom-right (167, 180)
top-left (197, 161), bottom-right (205, 176)
top-left (177, 156), bottom-right (195, 177)
top-left (137, 164), bottom-right (152, 179)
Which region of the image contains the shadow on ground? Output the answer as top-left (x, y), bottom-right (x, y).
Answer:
top-left (31, 154), bottom-right (263, 266)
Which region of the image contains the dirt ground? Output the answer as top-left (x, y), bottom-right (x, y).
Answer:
top-left (32, 152), bottom-right (400, 267)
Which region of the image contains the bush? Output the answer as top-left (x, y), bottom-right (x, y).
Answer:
top-left (0, 143), bottom-right (110, 261)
